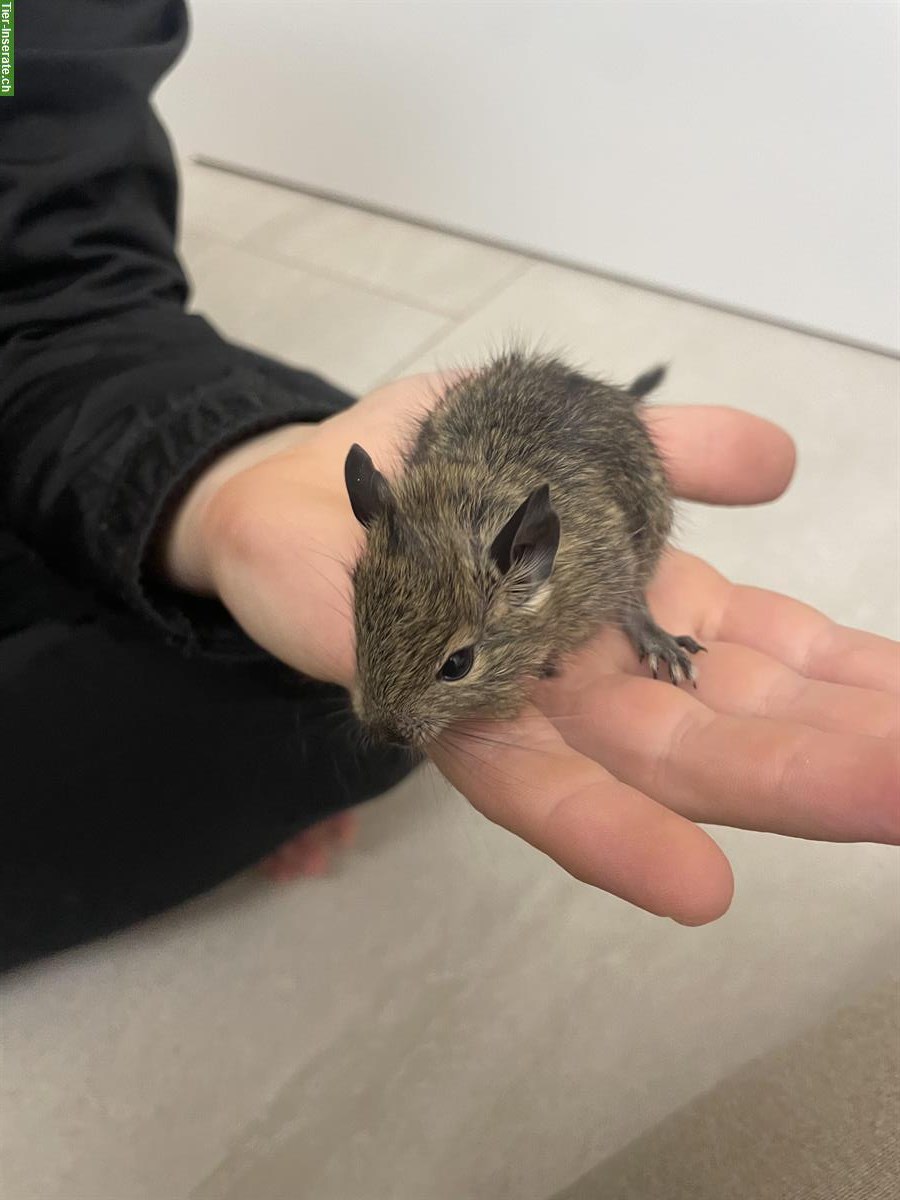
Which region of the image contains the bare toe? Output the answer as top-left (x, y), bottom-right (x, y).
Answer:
top-left (260, 811), bottom-right (359, 883)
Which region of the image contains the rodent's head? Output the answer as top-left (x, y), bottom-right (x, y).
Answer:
top-left (345, 444), bottom-right (560, 748)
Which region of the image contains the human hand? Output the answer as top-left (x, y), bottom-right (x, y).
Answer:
top-left (161, 374), bottom-right (900, 924)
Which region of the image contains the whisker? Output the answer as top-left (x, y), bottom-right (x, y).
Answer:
top-left (290, 549), bottom-right (353, 616)
top-left (438, 730), bottom-right (535, 787)
top-left (445, 728), bottom-right (558, 759)
top-left (303, 540), bottom-right (355, 576)
top-left (480, 711), bottom-right (591, 728)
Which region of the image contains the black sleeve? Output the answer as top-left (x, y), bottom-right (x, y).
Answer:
top-left (0, 0), bottom-right (354, 657)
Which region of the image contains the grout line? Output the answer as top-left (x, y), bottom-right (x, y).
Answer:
top-left (183, 160), bottom-right (532, 321)
top-left (451, 257), bottom-right (535, 325)
top-left (229, 243), bottom-right (459, 320)
top-left (192, 155), bottom-right (899, 362)
top-left (232, 202), bottom-right (324, 253)
top-left (372, 258), bottom-right (538, 386)
top-left (368, 316), bottom-right (462, 389)
top-left (177, 210), bottom-right (526, 394)
top-left (177, 220), bottom-right (232, 248)
top-left (180, 211), bottom-right (510, 323)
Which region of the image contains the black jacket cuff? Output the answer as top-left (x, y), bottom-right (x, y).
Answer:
top-left (0, 310), bottom-right (357, 658)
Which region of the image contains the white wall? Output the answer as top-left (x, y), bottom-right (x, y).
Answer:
top-left (157, 0), bottom-right (900, 353)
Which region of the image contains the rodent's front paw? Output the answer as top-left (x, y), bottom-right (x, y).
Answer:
top-left (638, 630), bottom-right (707, 687)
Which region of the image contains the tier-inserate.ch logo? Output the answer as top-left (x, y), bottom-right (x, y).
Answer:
top-left (1, 0), bottom-right (14, 98)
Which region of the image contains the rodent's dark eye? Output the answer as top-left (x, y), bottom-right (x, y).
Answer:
top-left (438, 645), bottom-right (475, 682)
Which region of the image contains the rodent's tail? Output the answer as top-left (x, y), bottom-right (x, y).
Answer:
top-left (626, 364), bottom-right (667, 400)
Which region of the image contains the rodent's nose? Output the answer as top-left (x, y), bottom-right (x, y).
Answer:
top-left (363, 715), bottom-right (411, 747)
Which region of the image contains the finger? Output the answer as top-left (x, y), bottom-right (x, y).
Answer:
top-left (432, 707), bottom-right (734, 926)
top-left (714, 582), bottom-right (900, 697)
top-left (689, 641), bottom-right (900, 738)
top-left (644, 551), bottom-right (900, 697)
top-left (643, 406), bottom-right (796, 505)
top-left (551, 676), bottom-right (900, 844)
top-left (597, 625), bottom-right (900, 739)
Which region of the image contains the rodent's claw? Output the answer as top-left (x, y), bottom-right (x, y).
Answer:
top-left (628, 616), bottom-right (706, 690)
top-left (673, 646), bottom-right (703, 687)
top-left (667, 658), bottom-right (686, 686)
top-left (675, 635), bottom-right (707, 656)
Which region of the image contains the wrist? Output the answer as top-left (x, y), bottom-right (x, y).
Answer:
top-left (154, 422), bottom-right (315, 593)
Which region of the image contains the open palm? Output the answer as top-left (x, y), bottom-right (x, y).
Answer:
top-left (166, 373), bottom-right (900, 924)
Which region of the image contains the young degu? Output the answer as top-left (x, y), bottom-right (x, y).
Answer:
top-left (344, 351), bottom-right (704, 748)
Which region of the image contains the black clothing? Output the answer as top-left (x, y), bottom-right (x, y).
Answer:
top-left (0, 0), bottom-right (410, 972)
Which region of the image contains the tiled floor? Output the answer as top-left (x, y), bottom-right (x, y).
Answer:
top-left (3, 161), bottom-right (899, 1200)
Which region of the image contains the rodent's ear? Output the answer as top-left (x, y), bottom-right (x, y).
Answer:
top-left (490, 484), bottom-right (560, 592)
top-left (345, 444), bottom-right (393, 528)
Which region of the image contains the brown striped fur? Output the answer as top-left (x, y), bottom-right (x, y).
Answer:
top-left (348, 351), bottom-right (674, 746)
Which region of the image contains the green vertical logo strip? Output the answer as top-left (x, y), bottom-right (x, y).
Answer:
top-left (1, 0), bottom-right (13, 97)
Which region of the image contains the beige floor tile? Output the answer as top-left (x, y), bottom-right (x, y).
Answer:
top-left (186, 241), bottom-right (448, 394)
top-left (178, 159), bottom-right (320, 244)
top-left (242, 199), bottom-right (526, 315)
top-left (3, 241), bottom-right (897, 1200)
top-left (3, 773), bottom-right (897, 1200)
top-left (193, 844), bottom-right (898, 1200)
top-left (178, 225), bottom-right (226, 281)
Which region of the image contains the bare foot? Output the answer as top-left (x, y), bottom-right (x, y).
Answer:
top-left (259, 810), bottom-right (358, 882)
